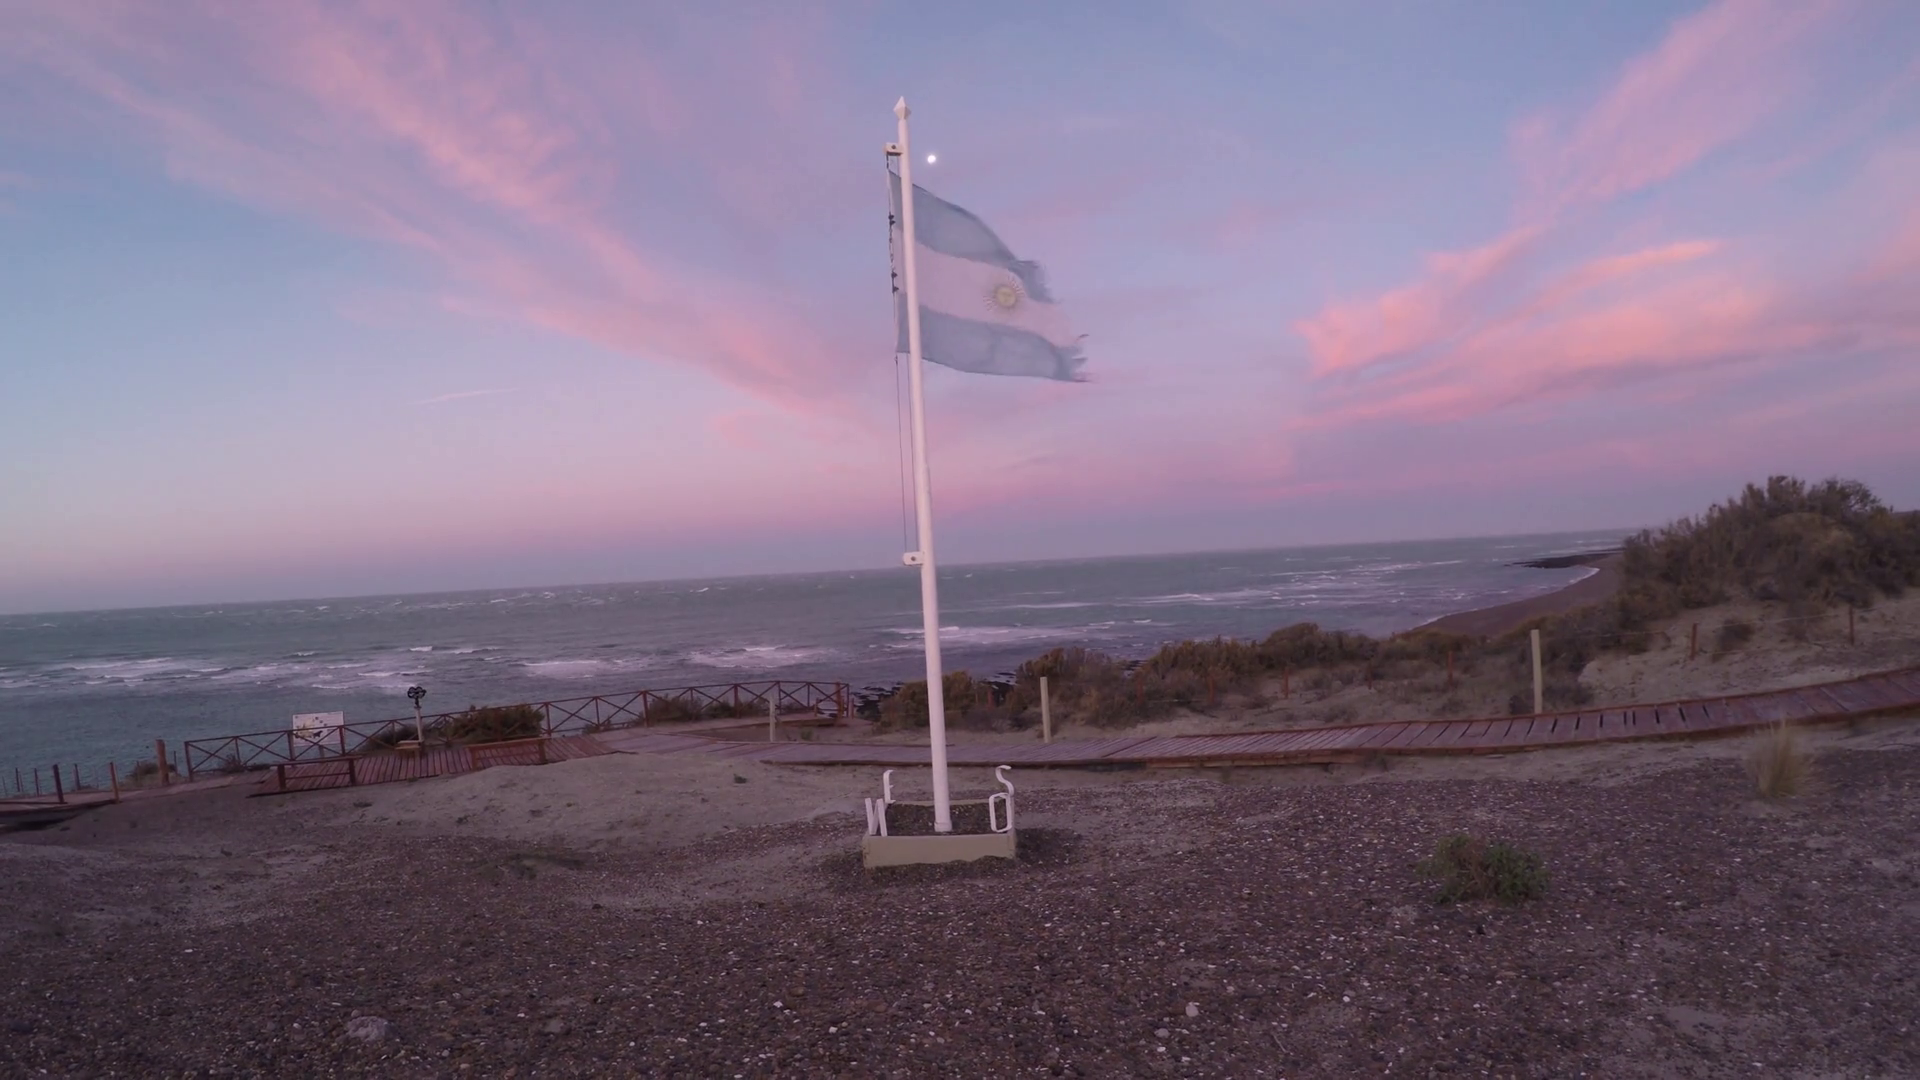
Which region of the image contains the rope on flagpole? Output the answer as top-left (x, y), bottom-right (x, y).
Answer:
top-left (886, 155), bottom-right (914, 554)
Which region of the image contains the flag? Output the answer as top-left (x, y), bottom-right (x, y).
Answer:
top-left (890, 172), bottom-right (1087, 381)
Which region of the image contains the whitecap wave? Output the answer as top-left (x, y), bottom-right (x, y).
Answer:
top-left (686, 644), bottom-right (831, 669)
top-left (890, 625), bottom-right (1116, 648)
top-left (520, 658), bottom-right (613, 679)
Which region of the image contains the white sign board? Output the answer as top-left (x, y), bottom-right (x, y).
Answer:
top-left (292, 711), bottom-right (345, 747)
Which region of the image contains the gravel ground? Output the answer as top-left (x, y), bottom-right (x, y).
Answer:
top-left (3, 735), bottom-right (1917, 1078)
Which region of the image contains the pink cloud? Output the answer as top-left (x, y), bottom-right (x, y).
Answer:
top-left (1512, 0), bottom-right (1845, 219)
top-left (1291, 0), bottom-right (1910, 433)
top-left (0, 0), bottom-right (872, 413)
top-left (1295, 225), bottom-right (1541, 377)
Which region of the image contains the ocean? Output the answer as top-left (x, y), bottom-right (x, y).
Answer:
top-left (0, 530), bottom-right (1624, 774)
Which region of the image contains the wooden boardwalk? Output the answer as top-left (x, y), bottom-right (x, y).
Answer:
top-left (21, 670), bottom-right (1911, 814)
top-left (260, 734), bottom-right (612, 794)
top-left (594, 667), bottom-right (1920, 769)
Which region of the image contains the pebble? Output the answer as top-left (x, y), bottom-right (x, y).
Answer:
top-left (5, 756), bottom-right (1917, 1077)
top-left (344, 1016), bottom-right (390, 1044)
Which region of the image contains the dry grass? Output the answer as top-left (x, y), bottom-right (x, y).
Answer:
top-left (1746, 721), bottom-right (1812, 798)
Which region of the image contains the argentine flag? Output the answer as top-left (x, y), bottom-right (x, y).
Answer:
top-left (891, 172), bottom-right (1087, 382)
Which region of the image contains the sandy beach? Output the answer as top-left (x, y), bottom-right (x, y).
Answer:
top-left (1423, 553), bottom-right (1623, 637)
top-left (5, 715), bottom-right (1918, 1077)
top-left (7, 557), bottom-right (1919, 1077)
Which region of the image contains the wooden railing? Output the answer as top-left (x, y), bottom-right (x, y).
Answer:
top-left (181, 680), bottom-right (851, 780)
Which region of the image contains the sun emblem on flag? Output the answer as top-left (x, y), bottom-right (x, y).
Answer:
top-left (985, 274), bottom-right (1025, 314)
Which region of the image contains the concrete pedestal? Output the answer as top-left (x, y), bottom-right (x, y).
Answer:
top-left (860, 829), bottom-right (1017, 869)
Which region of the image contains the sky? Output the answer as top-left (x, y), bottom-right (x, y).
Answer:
top-left (1, 0), bottom-right (1917, 614)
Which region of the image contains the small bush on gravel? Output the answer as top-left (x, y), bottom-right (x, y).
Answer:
top-left (1746, 721), bottom-right (1810, 798)
top-left (1418, 834), bottom-right (1549, 904)
top-left (1714, 619), bottom-right (1756, 657)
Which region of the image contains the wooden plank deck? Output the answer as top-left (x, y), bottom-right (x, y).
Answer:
top-left (599, 666), bottom-right (1920, 771)
top-left (258, 735), bottom-right (612, 795)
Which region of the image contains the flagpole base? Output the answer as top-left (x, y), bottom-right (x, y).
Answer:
top-left (860, 767), bottom-right (1014, 868)
top-left (861, 830), bottom-right (1017, 869)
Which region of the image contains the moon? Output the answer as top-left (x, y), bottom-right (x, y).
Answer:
top-left (926, 153), bottom-right (937, 164)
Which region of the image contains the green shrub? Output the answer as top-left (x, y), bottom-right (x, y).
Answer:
top-left (880, 670), bottom-right (994, 730)
top-left (1613, 476), bottom-right (1920, 622)
top-left (1259, 622), bottom-right (1379, 669)
top-left (442, 704), bottom-right (544, 744)
top-left (643, 696), bottom-right (704, 724)
top-left (1003, 648), bottom-right (1144, 728)
top-left (1418, 834), bottom-right (1549, 904)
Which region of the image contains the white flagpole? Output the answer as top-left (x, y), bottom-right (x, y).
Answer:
top-left (892, 97), bottom-right (954, 834)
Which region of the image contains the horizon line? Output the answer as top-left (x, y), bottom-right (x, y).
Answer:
top-left (0, 525), bottom-right (1640, 620)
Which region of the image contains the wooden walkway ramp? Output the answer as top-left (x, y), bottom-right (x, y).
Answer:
top-left (594, 667), bottom-right (1920, 770)
top-left (259, 734), bottom-right (612, 794)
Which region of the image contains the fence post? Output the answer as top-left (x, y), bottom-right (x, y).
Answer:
top-left (109, 762), bottom-right (121, 803)
top-left (1530, 629), bottom-right (1544, 715)
top-left (339, 724), bottom-right (348, 758)
top-left (52, 765), bottom-right (64, 805)
top-left (156, 740), bottom-right (170, 786)
top-left (1848, 606), bottom-right (1855, 645)
top-left (33, 767), bottom-right (40, 796)
top-left (1041, 676), bottom-right (1052, 745)
top-left (1688, 623), bottom-right (1698, 662)
top-left (768, 697), bottom-right (778, 743)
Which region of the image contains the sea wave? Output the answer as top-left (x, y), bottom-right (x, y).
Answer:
top-left (999, 601), bottom-right (1101, 611)
top-left (889, 624), bottom-right (1121, 648)
top-left (686, 644), bottom-right (832, 669)
top-left (1131, 588), bottom-right (1278, 607)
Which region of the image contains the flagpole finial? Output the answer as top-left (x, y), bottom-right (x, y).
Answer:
top-left (894, 97), bottom-right (910, 119)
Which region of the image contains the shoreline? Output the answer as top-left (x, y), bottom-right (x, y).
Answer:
top-left (1418, 551), bottom-right (1622, 638)
top-left (4, 545), bottom-right (1631, 770)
